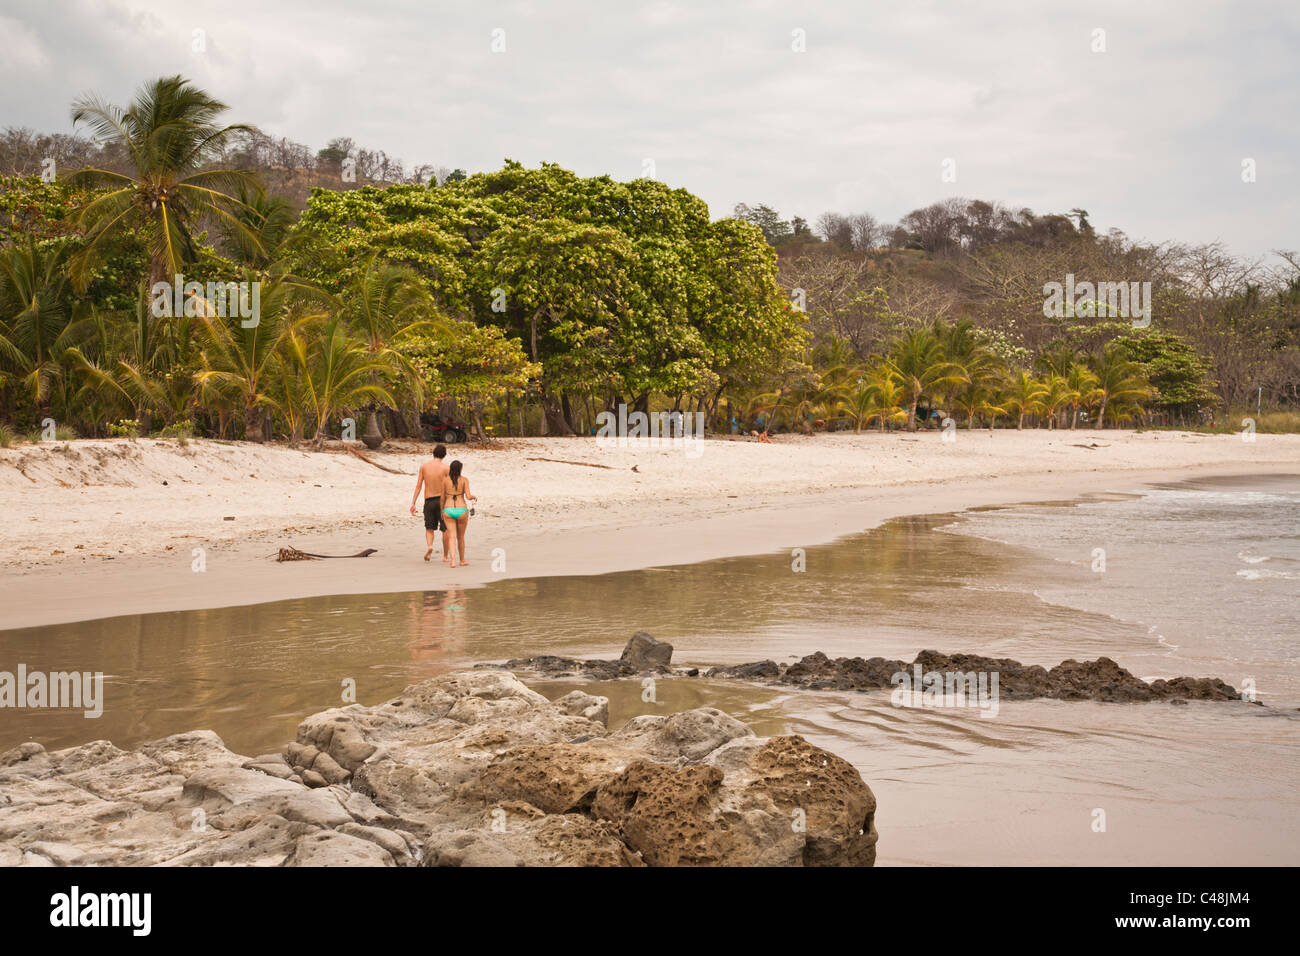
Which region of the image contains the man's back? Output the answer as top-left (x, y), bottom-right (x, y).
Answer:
top-left (421, 458), bottom-right (448, 496)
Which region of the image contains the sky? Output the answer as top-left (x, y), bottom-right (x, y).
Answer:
top-left (1, 0), bottom-right (1296, 260)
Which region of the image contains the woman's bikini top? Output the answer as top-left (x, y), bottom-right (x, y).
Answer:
top-left (446, 477), bottom-right (466, 504)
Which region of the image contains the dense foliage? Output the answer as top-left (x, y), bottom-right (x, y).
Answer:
top-left (1, 76), bottom-right (1294, 445)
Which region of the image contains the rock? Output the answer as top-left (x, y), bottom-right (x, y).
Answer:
top-left (719, 735), bottom-right (877, 866)
top-left (610, 708), bottom-right (752, 764)
top-left (424, 815), bottom-right (641, 867)
top-left (620, 631), bottom-right (674, 671)
top-left (490, 655), bottom-right (628, 680)
top-left (554, 690), bottom-right (609, 727)
top-left (705, 660), bottom-right (780, 680)
top-left (479, 742), bottom-right (629, 814)
top-left (707, 649), bottom-right (1240, 704)
top-left (0, 669), bottom-right (878, 867)
top-left (243, 758), bottom-right (295, 780)
top-left (284, 828), bottom-right (395, 866)
top-left (492, 633), bottom-right (674, 681)
top-left (301, 770), bottom-right (328, 788)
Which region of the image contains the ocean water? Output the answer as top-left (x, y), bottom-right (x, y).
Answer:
top-left (1, 474), bottom-right (1296, 865)
top-left (945, 473), bottom-right (1300, 706)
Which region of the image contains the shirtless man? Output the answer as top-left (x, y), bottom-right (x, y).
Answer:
top-left (409, 444), bottom-right (450, 562)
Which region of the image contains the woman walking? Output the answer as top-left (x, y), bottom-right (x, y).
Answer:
top-left (440, 460), bottom-right (477, 568)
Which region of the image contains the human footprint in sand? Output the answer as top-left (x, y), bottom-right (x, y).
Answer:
top-left (440, 460), bottom-right (477, 568)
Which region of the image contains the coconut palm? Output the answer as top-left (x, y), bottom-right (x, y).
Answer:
top-left (0, 238), bottom-right (90, 419)
top-left (1065, 363), bottom-right (1099, 429)
top-left (1088, 345), bottom-right (1151, 429)
top-left (67, 75), bottom-right (263, 290)
top-left (304, 314), bottom-right (399, 448)
top-left (67, 286), bottom-right (202, 430)
top-left (339, 255), bottom-right (443, 446)
top-left (194, 275), bottom-right (328, 440)
top-left (1039, 374), bottom-right (1073, 429)
top-left (931, 317), bottom-right (989, 417)
top-left (840, 366), bottom-right (907, 432)
top-left (222, 180), bottom-right (297, 268)
top-left (953, 377), bottom-right (1007, 429)
top-left (1001, 370), bottom-right (1049, 429)
top-left (272, 322), bottom-right (312, 446)
top-left (880, 328), bottom-right (967, 431)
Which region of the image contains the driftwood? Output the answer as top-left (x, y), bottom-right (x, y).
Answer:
top-left (347, 446), bottom-right (406, 474)
top-left (276, 547), bottom-right (378, 562)
top-left (525, 457), bottom-right (615, 470)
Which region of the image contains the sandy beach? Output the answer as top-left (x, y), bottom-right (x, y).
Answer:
top-left (2, 430), bottom-right (1297, 629)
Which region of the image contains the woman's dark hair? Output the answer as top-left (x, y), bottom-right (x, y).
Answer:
top-left (448, 460), bottom-right (463, 489)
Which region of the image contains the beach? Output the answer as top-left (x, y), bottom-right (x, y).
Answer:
top-left (2, 433), bottom-right (1298, 866)
top-left (1, 430), bottom-right (1298, 629)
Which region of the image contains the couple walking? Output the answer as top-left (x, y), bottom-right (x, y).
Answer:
top-left (409, 444), bottom-right (477, 568)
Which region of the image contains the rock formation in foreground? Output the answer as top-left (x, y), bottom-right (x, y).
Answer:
top-left (0, 670), bottom-right (877, 867)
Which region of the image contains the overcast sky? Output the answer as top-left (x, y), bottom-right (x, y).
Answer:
top-left (2, 0), bottom-right (1296, 259)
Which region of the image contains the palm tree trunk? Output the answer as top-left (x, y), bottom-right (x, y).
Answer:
top-left (244, 403), bottom-right (263, 442)
top-left (362, 407), bottom-right (384, 448)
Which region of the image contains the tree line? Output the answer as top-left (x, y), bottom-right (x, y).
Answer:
top-left (1, 75), bottom-right (1295, 448)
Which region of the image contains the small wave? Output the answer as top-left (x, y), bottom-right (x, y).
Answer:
top-left (1153, 626), bottom-right (1181, 651)
top-left (1236, 568), bottom-right (1300, 581)
top-left (1237, 550), bottom-right (1271, 565)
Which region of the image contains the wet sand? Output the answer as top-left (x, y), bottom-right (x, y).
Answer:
top-left (2, 430), bottom-right (1298, 629)
top-left (3, 483), bottom-right (1297, 866)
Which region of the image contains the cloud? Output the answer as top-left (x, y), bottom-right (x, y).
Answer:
top-left (0, 0), bottom-right (1295, 258)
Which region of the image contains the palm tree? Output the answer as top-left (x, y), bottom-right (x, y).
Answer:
top-left (932, 317), bottom-right (988, 417)
top-left (195, 276), bottom-right (328, 440)
top-left (0, 238), bottom-right (90, 420)
top-left (304, 314), bottom-right (398, 448)
top-left (67, 75), bottom-right (262, 290)
top-left (1088, 345), bottom-right (1151, 429)
top-left (1001, 370), bottom-right (1049, 429)
top-left (881, 328), bottom-right (967, 431)
top-left (67, 286), bottom-right (202, 430)
top-left (222, 180), bottom-right (296, 268)
top-left (339, 255), bottom-right (443, 447)
top-left (953, 377), bottom-right (1007, 429)
top-left (272, 322), bottom-right (312, 446)
top-left (1039, 374), bottom-right (1073, 429)
top-left (840, 366), bottom-right (907, 432)
top-left (1065, 363), bottom-right (1099, 429)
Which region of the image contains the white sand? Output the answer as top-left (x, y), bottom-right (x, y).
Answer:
top-left (2, 430), bottom-right (1297, 629)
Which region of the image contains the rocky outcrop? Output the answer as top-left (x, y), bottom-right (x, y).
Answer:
top-left (487, 631), bottom-right (677, 680)
top-left (0, 671), bottom-right (876, 867)
top-left (708, 649), bottom-right (1241, 703)
top-left (620, 631), bottom-right (674, 671)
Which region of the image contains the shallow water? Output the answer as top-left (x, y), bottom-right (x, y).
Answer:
top-left (2, 475), bottom-right (1297, 865)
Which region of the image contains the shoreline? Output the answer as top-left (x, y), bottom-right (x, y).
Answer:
top-left (2, 432), bottom-right (1297, 630)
